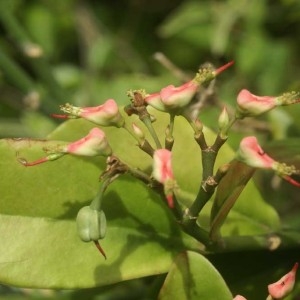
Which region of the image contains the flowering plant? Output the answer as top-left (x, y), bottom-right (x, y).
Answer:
top-left (0, 60), bottom-right (300, 299)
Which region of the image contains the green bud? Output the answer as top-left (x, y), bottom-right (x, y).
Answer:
top-left (218, 107), bottom-right (230, 139)
top-left (76, 206), bottom-right (107, 242)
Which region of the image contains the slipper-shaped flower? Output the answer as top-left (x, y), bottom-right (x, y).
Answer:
top-left (53, 99), bottom-right (124, 127)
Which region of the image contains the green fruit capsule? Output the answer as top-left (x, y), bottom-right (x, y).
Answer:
top-left (76, 206), bottom-right (107, 242)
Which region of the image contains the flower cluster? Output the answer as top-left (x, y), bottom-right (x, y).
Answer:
top-left (18, 60), bottom-right (300, 297)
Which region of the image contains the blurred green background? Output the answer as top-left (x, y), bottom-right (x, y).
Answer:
top-left (1, 0), bottom-right (300, 298)
top-left (1, 0), bottom-right (300, 139)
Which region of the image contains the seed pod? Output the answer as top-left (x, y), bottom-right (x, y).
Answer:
top-left (76, 206), bottom-right (107, 242)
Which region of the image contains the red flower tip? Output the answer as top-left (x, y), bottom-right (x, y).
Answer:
top-left (94, 240), bottom-right (107, 260)
top-left (282, 175), bottom-right (300, 188)
top-left (51, 114), bottom-right (72, 119)
top-left (214, 60), bottom-right (234, 75)
top-left (166, 194), bottom-right (174, 209)
top-left (18, 157), bottom-right (49, 167)
top-left (293, 262), bottom-right (299, 272)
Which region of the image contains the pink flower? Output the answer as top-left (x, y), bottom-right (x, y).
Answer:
top-left (268, 263), bottom-right (298, 299)
top-left (145, 61), bottom-right (234, 112)
top-left (233, 295), bottom-right (247, 300)
top-left (237, 136), bottom-right (300, 187)
top-left (65, 128), bottom-right (112, 157)
top-left (236, 89), bottom-right (276, 117)
top-left (145, 81), bottom-right (199, 112)
top-left (20, 128), bottom-right (112, 167)
top-left (152, 149), bottom-right (175, 208)
top-left (236, 89), bottom-right (300, 118)
top-left (53, 99), bottom-right (124, 127)
top-left (153, 149), bottom-right (174, 183)
top-left (237, 136), bottom-right (275, 169)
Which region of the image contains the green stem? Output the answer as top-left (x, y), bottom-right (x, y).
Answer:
top-left (90, 177), bottom-right (111, 211)
top-left (188, 133), bottom-right (228, 217)
top-left (122, 122), bottom-right (140, 143)
top-left (193, 129), bottom-right (207, 150)
top-left (155, 186), bottom-right (186, 228)
top-left (141, 116), bottom-right (162, 149)
top-left (165, 114), bottom-right (175, 150)
top-left (180, 219), bottom-right (211, 246)
top-left (127, 167), bottom-right (152, 185)
top-left (208, 230), bottom-right (300, 253)
top-left (122, 122), bottom-right (154, 156)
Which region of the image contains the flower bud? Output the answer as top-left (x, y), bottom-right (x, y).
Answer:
top-left (145, 81), bottom-right (199, 112)
top-left (236, 136), bottom-right (300, 187)
top-left (65, 128), bottom-right (112, 157)
top-left (153, 149), bottom-right (174, 183)
top-left (19, 128), bottom-right (112, 167)
top-left (268, 263), bottom-right (298, 299)
top-left (132, 122), bottom-right (145, 141)
top-left (236, 89), bottom-right (300, 118)
top-left (76, 206), bottom-right (107, 242)
top-left (236, 89), bottom-right (276, 117)
top-left (144, 62), bottom-right (233, 113)
top-left (152, 149), bottom-right (176, 208)
top-left (218, 106), bottom-right (230, 139)
top-left (54, 99), bottom-right (124, 127)
top-left (236, 136), bottom-right (275, 169)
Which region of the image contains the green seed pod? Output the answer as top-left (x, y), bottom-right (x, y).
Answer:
top-left (76, 206), bottom-right (107, 242)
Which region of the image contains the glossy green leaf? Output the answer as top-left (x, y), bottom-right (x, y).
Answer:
top-left (0, 137), bottom-right (197, 288)
top-left (0, 213), bottom-right (188, 289)
top-left (0, 108), bottom-right (280, 288)
top-left (158, 251), bottom-right (232, 300)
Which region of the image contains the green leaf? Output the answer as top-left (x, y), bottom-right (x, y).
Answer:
top-left (210, 161), bottom-right (256, 241)
top-left (0, 108), bottom-right (280, 288)
top-left (0, 213), bottom-right (189, 289)
top-left (158, 251), bottom-right (232, 300)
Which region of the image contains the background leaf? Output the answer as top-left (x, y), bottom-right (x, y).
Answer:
top-left (158, 251), bottom-right (232, 300)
